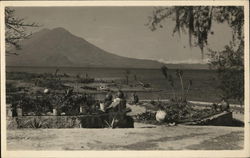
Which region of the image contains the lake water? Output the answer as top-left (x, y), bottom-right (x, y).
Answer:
top-left (6, 66), bottom-right (220, 102)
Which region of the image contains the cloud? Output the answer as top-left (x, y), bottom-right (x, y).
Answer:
top-left (157, 58), bottom-right (209, 64)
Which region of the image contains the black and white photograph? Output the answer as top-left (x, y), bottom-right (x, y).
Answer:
top-left (1, 1), bottom-right (249, 157)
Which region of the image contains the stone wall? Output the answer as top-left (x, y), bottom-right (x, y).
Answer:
top-left (182, 111), bottom-right (235, 126)
top-left (7, 112), bottom-right (133, 129)
top-left (205, 111), bottom-right (233, 126)
top-left (7, 116), bottom-right (81, 129)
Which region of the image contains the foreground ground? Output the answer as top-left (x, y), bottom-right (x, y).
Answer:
top-left (6, 70), bottom-right (244, 150)
top-left (7, 123), bottom-right (244, 150)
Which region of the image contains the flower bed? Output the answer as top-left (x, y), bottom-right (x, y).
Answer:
top-left (134, 100), bottom-right (227, 125)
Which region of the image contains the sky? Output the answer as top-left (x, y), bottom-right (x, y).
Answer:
top-left (11, 7), bottom-right (233, 64)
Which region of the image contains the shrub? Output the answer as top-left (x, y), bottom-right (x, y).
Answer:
top-left (135, 111), bottom-right (156, 122)
top-left (162, 101), bottom-right (190, 122)
top-left (161, 66), bottom-right (192, 101)
top-left (35, 78), bottom-right (70, 90)
top-left (30, 117), bottom-right (43, 128)
top-left (209, 41), bottom-right (244, 105)
top-left (6, 82), bottom-right (19, 93)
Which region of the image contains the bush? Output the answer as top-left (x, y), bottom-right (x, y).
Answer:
top-left (209, 41), bottom-right (244, 105)
top-left (30, 117), bottom-right (43, 128)
top-left (34, 78), bottom-right (70, 90)
top-left (135, 111), bottom-right (156, 122)
top-left (7, 92), bottom-right (53, 115)
top-left (6, 82), bottom-right (21, 93)
top-left (7, 89), bottom-right (101, 116)
top-left (162, 101), bottom-right (190, 122)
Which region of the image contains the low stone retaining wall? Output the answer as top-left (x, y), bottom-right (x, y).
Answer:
top-left (182, 111), bottom-right (236, 126)
top-left (204, 111), bottom-right (233, 126)
top-left (7, 111), bottom-right (238, 129)
top-left (7, 112), bottom-right (134, 129)
top-left (7, 116), bottom-right (81, 129)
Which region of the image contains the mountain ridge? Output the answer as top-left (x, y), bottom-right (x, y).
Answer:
top-left (6, 27), bottom-right (208, 69)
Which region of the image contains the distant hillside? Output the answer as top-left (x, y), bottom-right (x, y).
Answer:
top-left (162, 63), bottom-right (209, 70)
top-left (6, 27), bottom-right (208, 69)
top-left (7, 27), bottom-right (164, 68)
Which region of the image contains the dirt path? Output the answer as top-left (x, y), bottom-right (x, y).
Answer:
top-left (7, 123), bottom-right (243, 150)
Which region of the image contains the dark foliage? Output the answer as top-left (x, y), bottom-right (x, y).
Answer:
top-left (5, 7), bottom-right (39, 55)
top-left (6, 89), bottom-right (99, 116)
top-left (147, 6), bottom-right (244, 59)
top-left (136, 102), bottom-right (220, 124)
top-left (208, 41), bottom-right (244, 104)
top-left (6, 82), bottom-right (27, 93)
top-left (135, 111), bottom-right (156, 122)
top-left (149, 6), bottom-right (244, 104)
top-left (35, 78), bottom-right (69, 90)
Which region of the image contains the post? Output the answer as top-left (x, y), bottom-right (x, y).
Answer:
top-left (16, 105), bottom-right (22, 117)
top-left (80, 106), bottom-right (83, 113)
top-left (6, 104), bottom-right (13, 117)
top-left (53, 108), bottom-right (57, 116)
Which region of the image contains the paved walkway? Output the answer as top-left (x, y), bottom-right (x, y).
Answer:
top-left (7, 123), bottom-right (244, 150)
